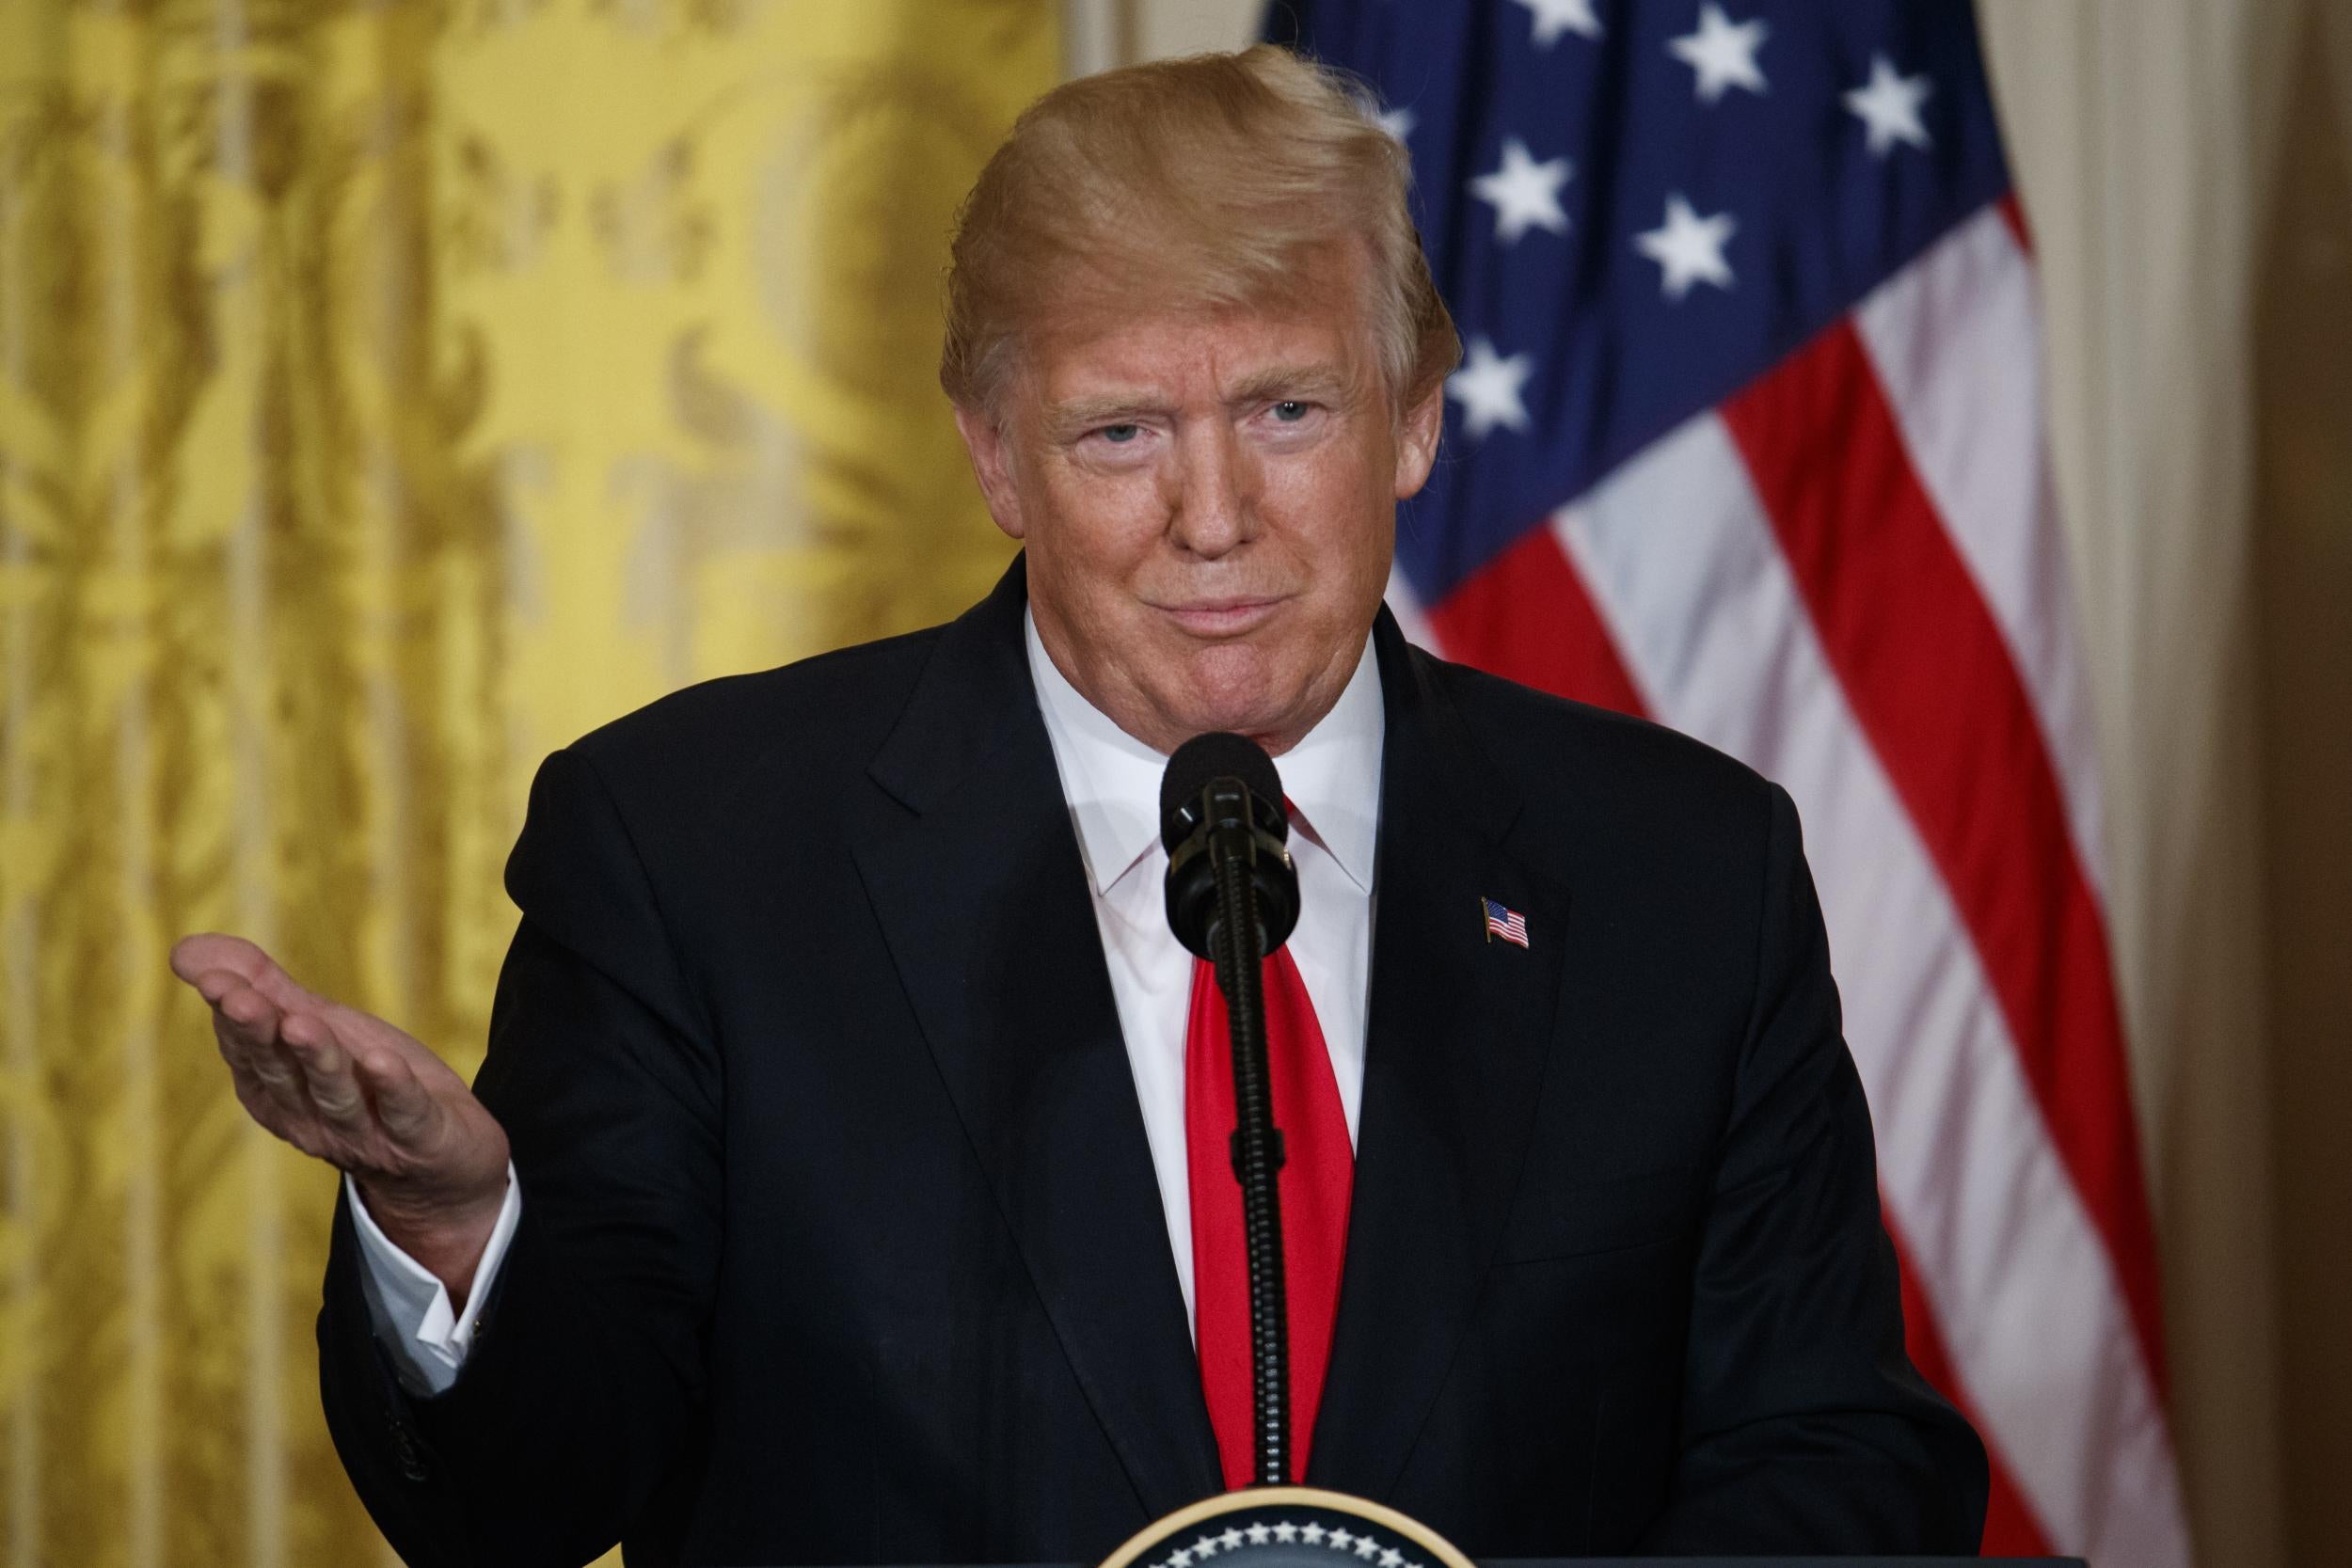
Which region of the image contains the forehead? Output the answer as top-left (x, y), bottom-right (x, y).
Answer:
top-left (1029, 300), bottom-right (1366, 398)
top-left (1007, 239), bottom-right (1381, 408)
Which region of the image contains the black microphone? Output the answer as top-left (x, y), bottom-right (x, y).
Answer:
top-left (1159, 732), bottom-right (1301, 962)
top-left (1159, 731), bottom-right (1298, 1486)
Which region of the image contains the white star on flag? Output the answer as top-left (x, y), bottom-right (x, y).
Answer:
top-left (1668, 4), bottom-right (1770, 103)
top-left (1845, 54), bottom-right (1933, 156)
top-left (1635, 193), bottom-right (1737, 299)
top-left (1375, 104), bottom-right (1416, 145)
top-left (1447, 337), bottom-right (1534, 439)
top-left (1470, 138), bottom-right (1573, 244)
top-left (1511, 0), bottom-right (1602, 48)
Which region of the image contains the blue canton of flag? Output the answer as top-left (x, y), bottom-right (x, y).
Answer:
top-left (1267, 0), bottom-right (2008, 607)
top-left (1481, 896), bottom-right (1529, 947)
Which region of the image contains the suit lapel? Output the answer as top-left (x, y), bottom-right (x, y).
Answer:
top-left (850, 561), bottom-right (1224, 1517)
top-left (1307, 616), bottom-right (1568, 1497)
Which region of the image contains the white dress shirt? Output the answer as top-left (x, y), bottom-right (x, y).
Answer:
top-left (350, 610), bottom-right (1384, 1388)
top-left (1022, 610), bottom-right (1383, 1322)
top-left (347, 1160), bottom-right (519, 1394)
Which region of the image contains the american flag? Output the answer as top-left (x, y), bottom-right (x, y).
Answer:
top-left (1271, 1), bottom-right (2189, 1560)
top-left (1482, 896), bottom-right (1530, 947)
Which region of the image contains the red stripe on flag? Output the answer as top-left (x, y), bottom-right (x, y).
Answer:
top-left (1721, 322), bottom-right (2169, 1393)
top-left (1888, 1218), bottom-right (2056, 1557)
top-left (1996, 190), bottom-right (2034, 257)
top-left (1427, 525), bottom-right (1647, 716)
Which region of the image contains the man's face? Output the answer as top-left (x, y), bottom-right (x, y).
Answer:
top-left (954, 257), bottom-right (1443, 757)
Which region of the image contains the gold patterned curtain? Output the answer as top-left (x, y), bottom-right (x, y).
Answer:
top-left (0, 2), bottom-right (1051, 1562)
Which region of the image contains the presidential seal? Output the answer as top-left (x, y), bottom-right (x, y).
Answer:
top-left (1099, 1489), bottom-right (1476, 1568)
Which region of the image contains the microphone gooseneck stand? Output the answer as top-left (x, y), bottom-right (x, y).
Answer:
top-left (1202, 777), bottom-right (1292, 1488)
top-left (1163, 733), bottom-right (1303, 1490)
top-left (1128, 742), bottom-right (1478, 1568)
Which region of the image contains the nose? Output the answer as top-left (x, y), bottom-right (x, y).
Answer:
top-left (1163, 417), bottom-right (1259, 560)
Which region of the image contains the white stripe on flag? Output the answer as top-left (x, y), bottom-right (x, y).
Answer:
top-left (1384, 559), bottom-right (1438, 651)
top-left (1551, 410), bottom-right (2186, 1566)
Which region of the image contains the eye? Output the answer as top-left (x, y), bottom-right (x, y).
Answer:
top-left (1271, 401), bottom-right (1311, 422)
top-left (1097, 423), bottom-right (1141, 444)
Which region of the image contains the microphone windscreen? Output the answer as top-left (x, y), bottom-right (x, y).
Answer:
top-left (1159, 732), bottom-right (1285, 853)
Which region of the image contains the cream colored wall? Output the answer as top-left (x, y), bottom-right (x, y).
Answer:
top-left (1089, 2), bottom-right (2352, 1563)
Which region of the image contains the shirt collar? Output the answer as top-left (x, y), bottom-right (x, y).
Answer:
top-left (1024, 608), bottom-right (1384, 896)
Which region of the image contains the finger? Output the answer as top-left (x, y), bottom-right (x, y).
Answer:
top-left (353, 1049), bottom-right (436, 1143)
top-left (185, 966), bottom-right (244, 1006)
top-left (213, 987), bottom-right (312, 1117)
top-left (213, 982), bottom-right (286, 1065)
top-left (246, 1044), bottom-right (316, 1123)
top-left (282, 1012), bottom-right (370, 1132)
top-left (228, 1070), bottom-right (332, 1161)
top-left (169, 933), bottom-right (319, 1015)
top-left (321, 999), bottom-right (440, 1077)
top-left (171, 933), bottom-right (271, 991)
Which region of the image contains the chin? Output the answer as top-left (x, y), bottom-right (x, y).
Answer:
top-left (1162, 652), bottom-right (1308, 748)
top-left (1175, 642), bottom-right (1280, 701)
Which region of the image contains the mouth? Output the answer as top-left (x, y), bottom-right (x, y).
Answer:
top-left (1152, 596), bottom-right (1288, 638)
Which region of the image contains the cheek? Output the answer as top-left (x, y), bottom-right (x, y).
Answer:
top-left (1266, 455), bottom-right (1393, 586)
top-left (1029, 471), bottom-right (1168, 595)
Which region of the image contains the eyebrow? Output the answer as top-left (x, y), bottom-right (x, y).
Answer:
top-left (1223, 364), bottom-right (1352, 406)
top-left (1041, 394), bottom-right (1168, 436)
top-left (1041, 364), bottom-right (1356, 437)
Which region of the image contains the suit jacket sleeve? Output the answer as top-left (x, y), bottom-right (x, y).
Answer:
top-left (318, 744), bottom-right (723, 1568)
top-left (1637, 782), bottom-right (1989, 1554)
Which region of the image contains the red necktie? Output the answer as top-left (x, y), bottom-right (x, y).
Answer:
top-left (1184, 939), bottom-right (1355, 1488)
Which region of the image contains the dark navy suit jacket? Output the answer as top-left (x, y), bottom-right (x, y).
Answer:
top-left (318, 557), bottom-right (1986, 1566)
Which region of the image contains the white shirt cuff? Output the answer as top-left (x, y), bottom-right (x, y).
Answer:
top-left (347, 1163), bottom-right (522, 1397)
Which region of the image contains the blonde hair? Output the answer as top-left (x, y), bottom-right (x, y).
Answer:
top-left (940, 45), bottom-right (1460, 415)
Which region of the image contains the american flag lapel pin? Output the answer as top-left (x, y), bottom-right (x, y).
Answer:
top-left (1482, 896), bottom-right (1530, 949)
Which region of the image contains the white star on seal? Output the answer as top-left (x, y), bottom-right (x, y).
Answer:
top-left (1219, 1530), bottom-right (1245, 1551)
top-left (1354, 1539), bottom-right (1381, 1560)
top-left (1379, 1553), bottom-right (1406, 1568)
top-left (1471, 138), bottom-right (1573, 245)
top-left (1327, 1530), bottom-right (1356, 1552)
top-left (1300, 1526), bottom-right (1327, 1545)
top-left (1168, 1552), bottom-right (1193, 1568)
top-left (1273, 1524), bottom-right (1300, 1544)
top-left (1446, 337), bottom-right (1535, 440)
top-left (1668, 4), bottom-right (1770, 103)
top-left (1192, 1537), bottom-right (1219, 1559)
top-left (1511, 0), bottom-right (1603, 47)
top-left (1844, 54), bottom-right (1933, 156)
top-left (1634, 193), bottom-right (1737, 299)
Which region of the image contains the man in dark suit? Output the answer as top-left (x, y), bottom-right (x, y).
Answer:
top-left (172, 45), bottom-right (1984, 1568)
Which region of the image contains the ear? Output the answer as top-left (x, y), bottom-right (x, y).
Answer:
top-left (953, 401), bottom-right (1027, 540)
top-left (1392, 383), bottom-right (1445, 501)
